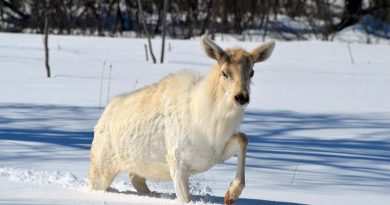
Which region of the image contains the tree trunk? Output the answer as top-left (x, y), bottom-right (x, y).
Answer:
top-left (200, 0), bottom-right (213, 35)
top-left (233, 1), bottom-right (243, 34)
top-left (1, 0), bottom-right (29, 21)
top-left (125, 0), bottom-right (141, 37)
top-left (262, 1), bottom-right (270, 41)
top-left (44, 6), bottom-right (51, 78)
top-left (185, 4), bottom-right (193, 39)
top-left (91, 1), bottom-right (103, 36)
top-left (112, 0), bottom-right (124, 35)
top-left (209, 0), bottom-right (216, 40)
top-left (154, 4), bottom-right (162, 35)
top-left (221, 1), bottom-right (228, 33)
top-left (160, 0), bottom-right (168, 63)
top-left (137, 0), bottom-right (156, 64)
top-left (332, 0), bottom-right (363, 32)
top-left (0, 0), bottom-right (4, 29)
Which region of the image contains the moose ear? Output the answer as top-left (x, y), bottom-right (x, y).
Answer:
top-left (201, 36), bottom-right (227, 63)
top-left (251, 41), bottom-right (275, 63)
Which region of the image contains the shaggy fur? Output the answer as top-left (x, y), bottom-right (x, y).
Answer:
top-left (89, 36), bottom-right (275, 204)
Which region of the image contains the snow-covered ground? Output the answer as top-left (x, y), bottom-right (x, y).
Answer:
top-left (0, 32), bottom-right (389, 205)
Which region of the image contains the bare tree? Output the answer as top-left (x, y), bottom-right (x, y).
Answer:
top-left (137, 0), bottom-right (156, 64)
top-left (160, 0), bottom-right (168, 63)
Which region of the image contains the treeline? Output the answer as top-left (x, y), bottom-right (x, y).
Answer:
top-left (1, 0), bottom-right (390, 40)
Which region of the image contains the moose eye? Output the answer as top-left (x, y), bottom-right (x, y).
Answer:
top-left (222, 71), bottom-right (229, 78)
top-left (249, 70), bottom-right (255, 78)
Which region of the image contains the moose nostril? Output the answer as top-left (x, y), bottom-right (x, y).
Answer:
top-left (234, 94), bottom-right (249, 105)
top-left (234, 94), bottom-right (242, 102)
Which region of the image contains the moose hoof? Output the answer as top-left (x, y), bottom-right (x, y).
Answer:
top-left (224, 179), bottom-right (244, 205)
top-left (224, 191), bottom-right (236, 205)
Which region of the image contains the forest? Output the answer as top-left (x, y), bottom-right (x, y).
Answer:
top-left (1, 0), bottom-right (390, 41)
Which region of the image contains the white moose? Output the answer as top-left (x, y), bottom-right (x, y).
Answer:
top-left (89, 36), bottom-right (275, 204)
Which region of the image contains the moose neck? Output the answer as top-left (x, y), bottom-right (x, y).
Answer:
top-left (191, 64), bottom-right (245, 143)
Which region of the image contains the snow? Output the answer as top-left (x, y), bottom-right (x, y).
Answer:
top-left (1, 32), bottom-right (390, 205)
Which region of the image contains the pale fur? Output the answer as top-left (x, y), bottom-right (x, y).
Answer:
top-left (89, 37), bottom-right (275, 203)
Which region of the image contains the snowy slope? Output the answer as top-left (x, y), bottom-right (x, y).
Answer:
top-left (0, 33), bottom-right (389, 205)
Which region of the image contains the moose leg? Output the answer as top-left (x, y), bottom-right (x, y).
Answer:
top-left (89, 148), bottom-right (118, 191)
top-left (88, 162), bottom-right (117, 190)
top-left (169, 162), bottom-right (190, 203)
top-left (219, 132), bottom-right (248, 205)
top-left (129, 173), bottom-right (151, 194)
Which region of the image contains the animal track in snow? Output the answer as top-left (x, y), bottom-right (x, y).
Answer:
top-left (0, 165), bottom-right (88, 189)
